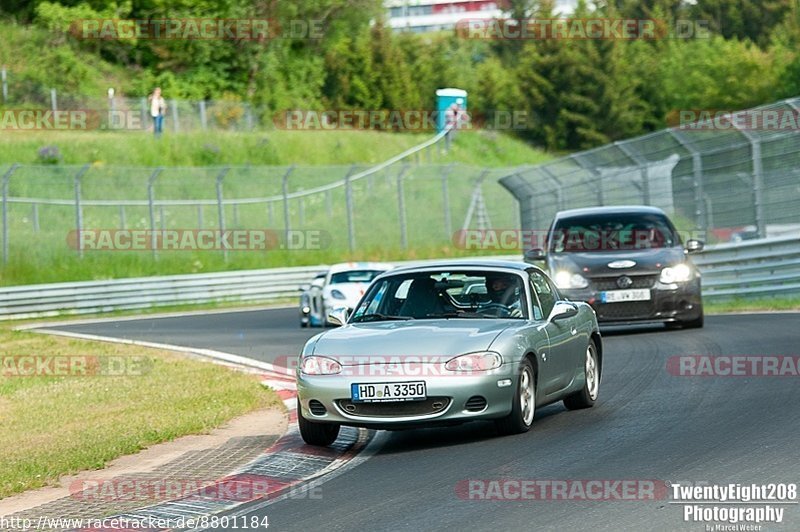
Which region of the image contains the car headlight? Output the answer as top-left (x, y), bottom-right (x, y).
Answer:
top-left (660, 263), bottom-right (692, 284)
top-left (301, 356), bottom-right (342, 375)
top-left (554, 270), bottom-right (589, 289)
top-left (445, 351), bottom-right (502, 372)
top-left (330, 289), bottom-right (346, 300)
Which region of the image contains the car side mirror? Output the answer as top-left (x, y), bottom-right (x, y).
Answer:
top-left (327, 307), bottom-right (350, 326)
top-left (685, 239), bottom-right (704, 253)
top-left (550, 302), bottom-right (578, 321)
top-left (524, 248), bottom-right (546, 262)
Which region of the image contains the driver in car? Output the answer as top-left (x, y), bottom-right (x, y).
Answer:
top-left (481, 273), bottom-right (523, 318)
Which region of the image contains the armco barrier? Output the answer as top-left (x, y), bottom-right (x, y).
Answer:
top-left (692, 235), bottom-right (800, 300)
top-left (0, 266), bottom-right (326, 320)
top-left (0, 239), bottom-right (797, 320)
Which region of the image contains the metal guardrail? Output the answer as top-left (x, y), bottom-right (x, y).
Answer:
top-left (693, 235), bottom-right (800, 299)
top-left (1, 239), bottom-right (796, 320)
top-left (0, 266), bottom-right (326, 320)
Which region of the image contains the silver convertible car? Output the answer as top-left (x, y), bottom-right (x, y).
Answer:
top-left (296, 261), bottom-right (602, 446)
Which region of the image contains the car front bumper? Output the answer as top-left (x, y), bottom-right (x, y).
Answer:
top-left (560, 279), bottom-right (702, 324)
top-left (297, 366), bottom-right (517, 429)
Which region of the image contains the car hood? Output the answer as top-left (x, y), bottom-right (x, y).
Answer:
top-left (312, 320), bottom-right (515, 363)
top-left (549, 247), bottom-right (685, 276)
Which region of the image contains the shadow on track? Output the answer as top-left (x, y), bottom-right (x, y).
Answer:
top-left (372, 403), bottom-right (567, 455)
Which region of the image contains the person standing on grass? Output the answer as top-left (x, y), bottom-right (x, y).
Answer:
top-left (148, 87), bottom-right (167, 137)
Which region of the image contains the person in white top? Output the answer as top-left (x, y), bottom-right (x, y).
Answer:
top-left (147, 87), bottom-right (167, 137)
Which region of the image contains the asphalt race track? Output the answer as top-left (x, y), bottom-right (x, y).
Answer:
top-left (44, 310), bottom-right (800, 531)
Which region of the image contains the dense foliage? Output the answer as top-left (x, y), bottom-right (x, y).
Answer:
top-left (2, 0), bottom-right (799, 150)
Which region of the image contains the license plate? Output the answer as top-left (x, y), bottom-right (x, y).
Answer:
top-left (600, 289), bottom-right (651, 303)
top-left (351, 381), bottom-right (426, 403)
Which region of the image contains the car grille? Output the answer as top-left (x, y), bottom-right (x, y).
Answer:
top-left (336, 397), bottom-right (450, 417)
top-left (308, 400), bottom-right (327, 416)
top-left (590, 274), bottom-right (658, 291)
top-left (594, 301), bottom-right (655, 321)
top-left (465, 396), bottom-right (488, 412)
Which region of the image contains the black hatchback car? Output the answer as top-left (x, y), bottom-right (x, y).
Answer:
top-left (524, 206), bottom-right (704, 328)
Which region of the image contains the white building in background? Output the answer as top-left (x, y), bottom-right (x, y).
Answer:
top-left (385, 0), bottom-right (577, 33)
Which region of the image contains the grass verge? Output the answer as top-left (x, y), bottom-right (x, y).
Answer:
top-left (706, 297), bottom-right (800, 314)
top-left (0, 323), bottom-right (281, 499)
top-left (0, 129), bottom-right (548, 167)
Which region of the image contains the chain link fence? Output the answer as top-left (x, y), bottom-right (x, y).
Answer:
top-left (0, 66), bottom-right (299, 132)
top-left (501, 96), bottom-right (800, 243)
top-left (0, 160), bottom-right (519, 268)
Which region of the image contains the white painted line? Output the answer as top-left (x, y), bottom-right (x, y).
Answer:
top-left (27, 328), bottom-right (295, 379)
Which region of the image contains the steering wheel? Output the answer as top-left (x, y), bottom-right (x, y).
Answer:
top-left (478, 302), bottom-right (512, 317)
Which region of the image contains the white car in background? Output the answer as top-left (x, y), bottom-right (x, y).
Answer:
top-left (300, 262), bottom-right (393, 327)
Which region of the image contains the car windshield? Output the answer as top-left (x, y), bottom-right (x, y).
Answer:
top-left (550, 213), bottom-right (679, 253)
top-left (350, 270), bottom-right (527, 322)
top-left (330, 270), bottom-right (384, 284)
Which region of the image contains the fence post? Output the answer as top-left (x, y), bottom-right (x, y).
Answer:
top-left (171, 99), bottom-right (179, 133)
top-left (74, 164), bottom-right (89, 258)
top-left (2, 66), bottom-right (8, 103)
top-left (147, 168), bottom-right (162, 260)
top-left (32, 203), bottom-right (39, 232)
top-left (2, 164), bottom-right (19, 265)
top-left (282, 165), bottom-right (295, 245)
top-left (216, 167), bottom-right (230, 261)
top-left (441, 164), bottom-right (453, 239)
top-left (733, 125), bottom-right (766, 239)
top-left (197, 205), bottom-right (203, 228)
top-left (615, 141), bottom-right (650, 205)
top-left (50, 88), bottom-right (57, 113)
top-left (345, 167), bottom-right (356, 253)
top-left (669, 130), bottom-right (706, 230)
top-left (141, 98), bottom-right (148, 130)
top-left (396, 165), bottom-right (410, 249)
top-left (199, 101), bottom-right (207, 130)
top-left (246, 104), bottom-right (254, 131)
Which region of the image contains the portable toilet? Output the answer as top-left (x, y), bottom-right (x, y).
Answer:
top-left (436, 88), bottom-right (468, 133)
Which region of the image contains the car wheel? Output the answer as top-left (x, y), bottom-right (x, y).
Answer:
top-left (298, 400), bottom-right (340, 446)
top-left (495, 358), bottom-right (536, 435)
top-left (564, 339), bottom-right (600, 410)
top-left (300, 321), bottom-right (309, 328)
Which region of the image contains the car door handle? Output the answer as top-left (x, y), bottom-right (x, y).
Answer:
top-left (570, 326), bottom-right (577, 335)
